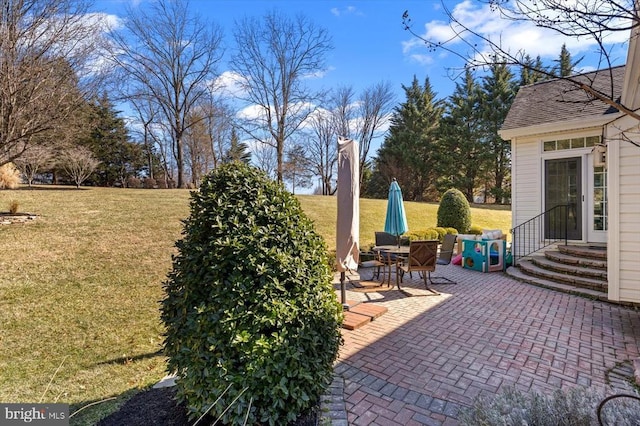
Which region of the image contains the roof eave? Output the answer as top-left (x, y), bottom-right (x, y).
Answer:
top-left (499, 113), bottom-right (623, 140)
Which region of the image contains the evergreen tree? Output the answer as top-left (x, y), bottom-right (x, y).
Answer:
top-left (224, 128), bottom-right (252, 164)
top-left (82, 94), bottom-right (146, 187)
top-left (520, 55), bottom-right (548, 85)
top-left (480, 62), bottom-right (517, 204)
top-left (554, 44), bottom-right (582, 77)
top-left (437, 69), bottom-right (487, 202)
top-left (533, 56), bottom-right (547, 82)
top-left (373, 76), bottom-right (444, 201)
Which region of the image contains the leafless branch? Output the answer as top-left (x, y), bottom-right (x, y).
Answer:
top-left (402, 0), bottom-right (640, 122)
top-left (107, 0), bottom-right (224, 188)
top-left (230, 10), bottom-right (333, 182)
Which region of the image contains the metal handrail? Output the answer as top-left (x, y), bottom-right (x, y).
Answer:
top-left (510, 204), bottom-right (568, 266)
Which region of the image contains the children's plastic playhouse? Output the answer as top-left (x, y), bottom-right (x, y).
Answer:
top-left (461, 238), bottom-right (506, 272)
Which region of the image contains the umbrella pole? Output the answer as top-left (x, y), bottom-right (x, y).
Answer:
top-left (340, 271), bottom-right (349, 310)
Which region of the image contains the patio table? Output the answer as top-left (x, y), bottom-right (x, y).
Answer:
top-left (373, 245), bottom-right (410, 289)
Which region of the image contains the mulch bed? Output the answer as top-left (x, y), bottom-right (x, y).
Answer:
top-left (98, 387), bottom-right (189, 426)
top-left (98, 386), bottom-right (318, 426)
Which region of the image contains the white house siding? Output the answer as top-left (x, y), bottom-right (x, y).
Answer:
top-left (607, 116), bottom-right (640, 303)
top-left (512, 136), bottom-right (541, 256)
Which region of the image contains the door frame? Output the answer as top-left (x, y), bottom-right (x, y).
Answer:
top-left (543, 156), bottom-right (584, 241)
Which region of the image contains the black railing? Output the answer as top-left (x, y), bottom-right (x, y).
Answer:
top-left (510, 205), bottom-right (568, 266)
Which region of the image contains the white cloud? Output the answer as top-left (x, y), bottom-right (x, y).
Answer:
top-left (409, 54), bottom-right (434, 66)
top-left (211, 71), bottom-right (247, 98)
top-left (237, 104), bottom-right (264, 121)
top-left (303, 65), bottom-right (335, 80)
top-left (405, 0), bottom-right (631, 68)
top-left (101, 13), bottom-right (123, 32)
top-left (330, 6), bottom-right (362, 18)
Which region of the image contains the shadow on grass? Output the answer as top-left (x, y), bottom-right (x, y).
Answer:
top-left (15, 185), bottom-right (90, 191)
top-left (95, 349), bottom-right (164, 367)
top-left (469, 202), bottom-right (511, 211)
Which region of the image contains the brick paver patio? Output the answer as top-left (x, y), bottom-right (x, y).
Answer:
top-left (334, 264), bottom-right (640, 425)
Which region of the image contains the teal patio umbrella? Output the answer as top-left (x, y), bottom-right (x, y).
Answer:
top-left (384, 178), bottom-right (408, 245)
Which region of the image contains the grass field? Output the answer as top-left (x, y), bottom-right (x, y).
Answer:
top-left (0, 187), bottom-right (510, 424)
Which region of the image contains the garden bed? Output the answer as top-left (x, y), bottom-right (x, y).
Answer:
top-left (0, 212), bottom-right (37, 225)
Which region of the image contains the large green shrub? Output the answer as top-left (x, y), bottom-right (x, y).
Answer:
top-left (161, 163), bottom-right (343, 425)
top-left (437, 188), bottom-right (472, 234)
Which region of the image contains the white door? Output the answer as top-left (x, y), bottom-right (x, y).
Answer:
top-left (587, 152), bottom-right (607, 243)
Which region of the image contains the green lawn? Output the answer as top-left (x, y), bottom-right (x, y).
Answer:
top-left (298, 195), bottom-right (511, 251)
top-left (0, 187), bottom-right (510, 424)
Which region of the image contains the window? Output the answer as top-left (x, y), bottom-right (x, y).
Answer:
top-left (593, 166), bottom-right (607, 231)
top-left (543, 135), bottom-right (601, 152)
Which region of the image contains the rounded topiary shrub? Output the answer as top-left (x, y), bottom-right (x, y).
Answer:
top-left (161, 162), bottom-right (343, 426)
top-left (437, 188), bottom-right (472, 234)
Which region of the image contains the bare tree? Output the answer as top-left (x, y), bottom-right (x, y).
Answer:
top-left (108, 0), bottom-right (224, 188)
top-left (183, 94), bottom-right (236, 186)
top-left (13, 145), bottom-right (55, 187)
top-left (283, 143), bottom-right (313, 195)
top-left (252, 143), bottom-right (278, 180)
top-left (304, 83), bottom-right (394, 194)
top-left (331, 86), bottom-right (357, 139)
top-left (183, 109), bottom-right (210, 186)
top-left (402, 0), bottom-right (640, 122)
top-left (196, 92), bottom-right (235, 170)
top-left (230, 10), bottom-right (333, 183)
top-left (353, 81), bottom-right (396, 186)
top-left (59, 146), bottom-right (99, 188)
top-left (128, 95), bottom-right (160, 180)
top-left (0, 0), bottom-right (106, 166)
top-left (306, 109), bottom-right (337, 195)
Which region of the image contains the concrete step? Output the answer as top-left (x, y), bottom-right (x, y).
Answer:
top-left (531, 255), bottom-right (608, 279)
top-left (506, 266), bottom-right (609, 302)
top-left (545, 250), bottom-right (607, 270)
top-left (517, 259), bottom-right (608, 292)
top-left (558, 244), bottom-right (607, 260)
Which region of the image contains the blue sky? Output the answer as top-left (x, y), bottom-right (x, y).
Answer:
top-left (93, 0), bottom-right (631, 103)
top-left (92, 0), bottom-right (630, 193)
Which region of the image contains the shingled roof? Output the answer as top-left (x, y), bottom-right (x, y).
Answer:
top-left (501, 65), bottom-right (625, 131)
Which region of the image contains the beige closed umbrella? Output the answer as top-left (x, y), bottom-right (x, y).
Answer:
top-left (336, 137), bottom-right (360, 309)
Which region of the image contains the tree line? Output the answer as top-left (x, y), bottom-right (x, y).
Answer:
top-left (363, 44), bottom-right (580, 204)
top-left (0, 0), bottom-right (580, 197)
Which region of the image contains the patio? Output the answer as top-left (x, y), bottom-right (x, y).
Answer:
top-left (332, 263), bottom-right (640, 425)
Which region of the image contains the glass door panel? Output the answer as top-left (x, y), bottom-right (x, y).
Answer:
top-left (545, 157), bottom-right (582, 240)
